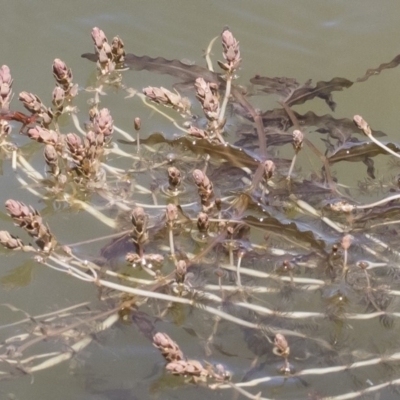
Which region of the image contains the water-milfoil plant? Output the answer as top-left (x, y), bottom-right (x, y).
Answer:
top-left (2, 26), bottom-right (400, 400)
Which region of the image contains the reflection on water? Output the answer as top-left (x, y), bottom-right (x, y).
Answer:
top-left (1, 1), bottom-right (400, 399)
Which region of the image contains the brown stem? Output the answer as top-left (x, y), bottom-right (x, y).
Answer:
top-left (250, 163), bottom-right (266, 193)
top-left (231, 86), bottom-right (266, 159)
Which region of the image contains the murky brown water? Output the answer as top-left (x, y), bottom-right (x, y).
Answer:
top-left (1, 1), bottom-right (400, 399)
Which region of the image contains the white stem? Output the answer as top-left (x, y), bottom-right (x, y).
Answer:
top-left (70, 112), bottom-right (87, 136)
top-left (17, 154), bottom-right (44, 180)
top-left (221, 263), bottom-right (326, 286)
top-left (215, 351), bottom-right (400, 390)
top-left (137, 93), bottom-right (189, 133)
top-left (0, 302), bottom-right (91, 331)
top-left (204, 35), bottom-right (219, 72)
top-left (367, 132), bottom-right (400, 159)
top-left (354, 193), bottom-right (400, 209)
top-left (218, 74), bottom-right (232, 128)
top-left (29, 313), bottom-right (119, 373)
top-left (109, 142), bottom-right (140, 160)
top-left (63, 194), bottom-right (116, 228)
top-left (287, 153), bottom-right (297, 179)
top-left (169, 227), bottom-right (175, 256)
top-left (236, 253), bottom-right (242, 287)
top-left (114, 124), bottom-right (134, 141)
top-left (44, 257), bottom-right (332, 347)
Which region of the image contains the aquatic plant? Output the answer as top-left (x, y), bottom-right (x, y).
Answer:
top-left (2, 26), bottom-right (400, 399)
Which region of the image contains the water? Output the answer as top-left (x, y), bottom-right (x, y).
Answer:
top-left (1, 1), bottom-right (400, 399)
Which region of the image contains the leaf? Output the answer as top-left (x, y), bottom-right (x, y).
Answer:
top-left (250, 52), bottom-right (400, 109)
top-left (363, 157), bottom-right (376, 179)
top-left (257, 108), bottom-right (386, 138)
top-left (243, 215), bottom-right (327, 252)
top-left (131, 311), bottom-right (156, 341)
top-left (327, 140), bottom-right (400, 164)
top-left (82, 52), bottom-right (221, 85)
top-left (134, 133), bottom-right (261, 167)
top-left (83, 51), bottom-right (400, 112)
top-left (357, 53), bottom-right (400, 82)
top-left (250, 76), bottom-right (353, 111)
top-left (250, 76), bottom-right (300, 96)
top-left (234, 125), bottom-right (293, 149)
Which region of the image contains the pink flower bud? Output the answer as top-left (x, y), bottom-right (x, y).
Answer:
top-left (91, 27), bottom-right (107, 49)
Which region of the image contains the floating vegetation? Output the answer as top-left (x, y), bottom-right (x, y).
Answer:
top-left (2, 27), bottom-right (400, 399)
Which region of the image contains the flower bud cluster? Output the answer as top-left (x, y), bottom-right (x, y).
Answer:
top-left (175, 260), bottom-right (187, 284)
top-left (329, 201), bottom-right (354, 213)
top-left (44, 144), bottom-right (60, 176)
top-left (143, 86), bottom-right (191, 115)
top-left (167, 166), bottom-right (181, 191)
top-left (134, 117), bottom-right (141, 131)
top-left (65, 108), bottom-right (113, 179)
top-left (192, 78), bottom-right (226, 143)
top-left (0, 65), bottom-right (13, 110)
top-left (127, 206), bottom-right (149, 259)
top-left (126, 207), bottom-right (165, 266)
top-left (92, 108), bottom-right (114, 143)
top-left (353, 114), bottom-right (370, 135)
top-left (26, 125), bottom-right (61, 176)
top-left (171, 259), bottom-right (192, 296)
top-left (0, 230), bottom-right (24, 250)
top-left (273, 333), bottom-right (291, 373)
top-left (52, 58), bottom-right (78, 100)
top-left (130, 206), bottom-right (148, 245)
top-left (5, 199), bottom-right (55, 252)
top-left (111, 36), bottom-right (125, 64)
top-left (341, 234), bottom-right (353, 251)
top-left (0, 230), bottom-right (36, 252)
top-left (292, 129), bottom-right (304, 152)
top-left (27, 126), bottom-right (59, 146)
top-left (92, 27), bottom-right (115, 75)
top-left (52, 87), bottom-right (65, 113)
top-left (192, 169), bottom-right (214, 210)
top-left (19, 91), bottom-right (53, 128)
top-left (264, 160), bottom-right (276, 180)
top-left (19, 92), bottom-right (45, 114)
top-left (218, 30), bottom-right (241, 73)
top-left (274, 333), bottom-right (290, 357)
top-left (153, 332), bottom-right (184, 362)
top-left (153, 332), bottom-right (230, 382)
top-left (91, 27), bottom-right (125, 75)
top-left (166, 359), bottom-right (209, 380)
top-left (197, 212), bottom-right (209, 234)
top-left (65, 133), bottom-right (96, 178)
top-left (195, 78), bottom-right (220, 121)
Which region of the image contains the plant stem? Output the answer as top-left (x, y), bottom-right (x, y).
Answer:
top-left (169, 226), bottom-right (175, 257)
top-left (354, 193), bottom-right (400, 209)
top-left (204, 35), bottom-right (219, 72)
top-left (218, 73), bottom-right (232, 127)
top-left (287, 152), bottom-right (298, 180)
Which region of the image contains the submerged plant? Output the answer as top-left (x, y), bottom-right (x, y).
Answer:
top-left (2, 26), bottom-right (400, 400)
